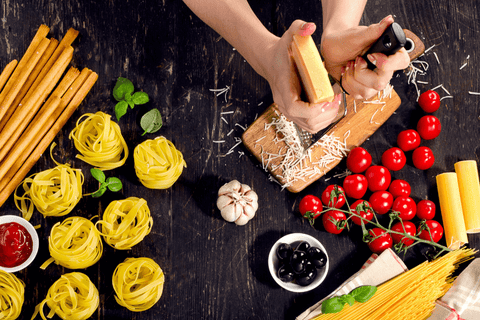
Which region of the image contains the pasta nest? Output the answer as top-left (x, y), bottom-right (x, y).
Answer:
top-left (14, 163), bottom-right (83, 221)
top-left (95, 197), bottom-right (153, 250)
top-left (112, 257), bottom-right (165, 312)
top-left (0, 270), bottom-right (25, 320)
top-left (69, 111), bottom-right (129, 170)
top-left (41, 216), bottom-right (103, 270)
top-left (133, 136), bottom-right (186, 189)
top-left (32, 272), bottom-right (99, 320)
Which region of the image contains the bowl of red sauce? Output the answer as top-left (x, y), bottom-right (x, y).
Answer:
top-left (0, 215), bottom-right (39, 273)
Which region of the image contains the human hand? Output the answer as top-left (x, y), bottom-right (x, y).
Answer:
top-left (262, 20), bottom-right (342, 134)
top-left (321, 15), bottom-right (410, 100)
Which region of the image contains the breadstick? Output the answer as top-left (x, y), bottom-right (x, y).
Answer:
top-left (0, 70), bottom-right (98, 206)
top-left (0, 46), bottom-right (73, 162)
top-left (0, 60), bottom-right (18, 92)
top-left (0, 38), bottom-right (50, 125)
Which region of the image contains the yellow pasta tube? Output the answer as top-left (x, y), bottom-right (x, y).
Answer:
top-left (454, 160), bottom-right (480, 233)
top-left (112, 257), bottom-right (165, 312)
top-left (0, 270), bottom-right (25, 320)
top-left (40, 216), bottom-right (103, 270)
top-left (133, 136), bottom-right (186, 189)
top-left (95, 197), bottom-right (153, 250)
top-left (14, 163), bottom-right (84, 221)
top-left (31, 272), bottom-right (99, 320)
top-left (436, 172), bottom-right (468, 249)
top-left (69, 111), bottom-right (128, 170)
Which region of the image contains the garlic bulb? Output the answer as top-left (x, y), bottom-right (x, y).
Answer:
top-left (217, 180), bottom-right (258, 225)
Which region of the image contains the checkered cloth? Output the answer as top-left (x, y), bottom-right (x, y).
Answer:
top-left (296, 248), bottom-right (408, 320)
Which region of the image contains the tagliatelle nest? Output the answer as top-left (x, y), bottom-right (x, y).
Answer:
top-left (0, 270), bottom-right (25, 319)
top-left (133, 136), bottom-right (186, 189)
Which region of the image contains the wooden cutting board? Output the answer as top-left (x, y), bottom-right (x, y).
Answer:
top-left (242, 30), bottom-right (425, 193)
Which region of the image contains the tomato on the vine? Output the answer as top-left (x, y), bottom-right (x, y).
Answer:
top-left (381, 147), bottom-right (406, 171)
top-left (392, 196), bottom-right (417, 220)
top-left (412, 146), bottom-right (435, 170)
top-left (322, 210), bottom-right (347, 234)
top-left (369, 191), bottom-right (394, 215)
top-left (418, 220), bottom-right (444, 243)
top-left (391, 221), bottom-right (417, 247)
top-left (321, 185), bottom-right (346, 209)
top-left (416, 200), bottom-right (436, 220)
top-left (299, 195), bottom-right (322, 226)
top-left (365, 166), bottom-right (391, 192)
top-left (343, 174), bottom-right (368, 199)
top-left (349, 200), bottom-right (374, 226)
top-left (397, 129), bottom-right (421, 152)
top-left (367, 228), bottom-right (393, 254)
top-left (418, 90), bottom-right (440, 113)
top-left (388, 179), bottom-right (411, 198)
top-left (346, 147), bottom-right (372, 173)
top-left (417, 115), bottom-right (441, 140)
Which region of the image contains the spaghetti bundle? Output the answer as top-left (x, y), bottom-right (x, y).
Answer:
top-left (14, 163), bottom-right (84, 221)
top-left (32, 272), bottom-right (99, 320)
top-left (313, 248), bottom-right (475, 320)
top-left (112, 257), bottom-right (165, 312)
top-left (0, 270), bottom-right (25, 320)
top-left (133, 136), bottom-right (186, 189)
top-left (40, 216), bottom-right (103, 270)
top-left (69, 111), bottom-right (128, 170)
top-left (96, 197), bottom-right (153, 250)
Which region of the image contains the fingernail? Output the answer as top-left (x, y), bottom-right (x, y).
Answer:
top-left (299, 22), bottom-right (315, 36)
top-left (367, 54), bottom-right (377, 66)
top-left (381, 15), bottom-right (393, 24)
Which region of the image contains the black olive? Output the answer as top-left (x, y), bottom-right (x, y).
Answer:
top-left (290, 250), bottom-right (307, 274)
top-left (276, 243), bottom-right (293, 261)
top-left (296, 261), bottom-right (318, 286)
top-left (307, 246), bottom-right (327, 269)
top-left (296, 241), bottom-right (311, 253)
top-left (277, 264), bottom-right (295, 282)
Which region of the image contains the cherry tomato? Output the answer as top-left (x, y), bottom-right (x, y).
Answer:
top-left (392, 196), bottom-right (417, 220)
top-left (365, 166), bottom-right (391, 192)
top-left (418, 90), bottom-right (441, 113)
top-left (369, 191), bottom-right (394, 215)
top-left (388, 179), bottom-right (411, 198)
top-left (416, 200), bottom-right (436, 220)
top-left (418, 220), bottom-right (444, 243)
top-left (391, 221), bottom-right (417, 247)
top-left (349, 200), bottom-right (374, 225)
top-left (322, 210), bottom-right (347, 234)
top-left (346, 147), bottom-right (372, 173)
top-left (381, 147), bottom-right (407, 171)
top-left (343, 174), bottom-right (368, 199)
top-left (396, 129), bottom-right (421, 152)
top-left (417, 115), bottom-right (441, 140)
top-left (299, 195), bottom-right (322, 226)
top-left (367, 228), bottom-right (393, 254)
top-left (412, 146), bottom-right (435, 170)
top-left (321, 185), bottom-right (346, 209)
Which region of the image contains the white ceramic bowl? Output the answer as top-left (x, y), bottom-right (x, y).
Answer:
top-left (0, 215), bottom-right (39, 273)
top-left (268, 233), bottom-right (329, 293)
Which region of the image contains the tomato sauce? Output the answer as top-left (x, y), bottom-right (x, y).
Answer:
top-left (0, 222), bottom-right (33, 268)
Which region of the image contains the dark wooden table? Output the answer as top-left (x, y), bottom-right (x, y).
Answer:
top-left (1, 1), bottom-right (479, 319)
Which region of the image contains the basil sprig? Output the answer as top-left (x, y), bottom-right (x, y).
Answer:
top-left (321, 285), bottom-right (377, 314)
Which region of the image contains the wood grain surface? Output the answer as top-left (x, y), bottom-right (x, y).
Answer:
top-left (0, 1), bottom-right (479, 319)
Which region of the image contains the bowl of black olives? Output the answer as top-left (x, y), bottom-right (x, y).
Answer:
top-left (268, 233), bottom-right (329, 292)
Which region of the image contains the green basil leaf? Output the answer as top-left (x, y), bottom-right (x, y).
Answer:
top-left (351, 285), bottom-right (377, 303)
top-left (132, 91), bottom-right (149, 105)
top-left (321, 297), bottom-right (345, 314)
top-left (106, 177), bottom-right (123, 192)
top-left (115, 100), bottom-right (128, 121)
top-left (90, 168), bottom-right (105, 183)
top-left (140, 108), bottom-right (163, 135)
top-left (113, 77), bottom-right (134, 101)
top-left (341, 294), bottom-right (355, 307)
top-left (91, 185), bottom-right (107, 198)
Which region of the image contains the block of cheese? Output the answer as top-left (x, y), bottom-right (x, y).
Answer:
top-left (292, 34), bottom-right (335, 104)
top-left (436, 172), bottom-right (468, 249)
top-left (454, 160), bottom-right (480, 232)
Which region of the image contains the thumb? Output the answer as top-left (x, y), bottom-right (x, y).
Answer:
top-left (288, 20), bottom-right (317, 38)
top-left (360, 15), bottom-right (394, 50)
